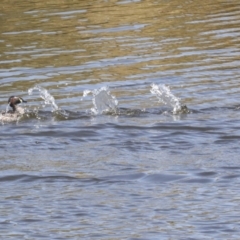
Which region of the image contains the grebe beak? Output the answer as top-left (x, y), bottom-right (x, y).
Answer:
top-left (20, 98), bottom-right (27, 103)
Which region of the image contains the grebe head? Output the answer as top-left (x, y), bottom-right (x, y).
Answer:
top-left (8, 96), bottom-right (27, 112)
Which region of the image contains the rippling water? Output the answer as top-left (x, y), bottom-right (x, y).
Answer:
top-left (1, 0), bottom-right (240, 239)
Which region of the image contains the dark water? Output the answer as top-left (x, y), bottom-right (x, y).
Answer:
top-left (1, 0), bottom-right (240, 239)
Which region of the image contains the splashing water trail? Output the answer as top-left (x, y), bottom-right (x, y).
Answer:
top-left (82, 86), bottom-right (118, 114)
top-left (28, 85), bottom-right (59, 112)
top-left (5, 103), bottom-right (10, 113)
top-left (150, 84), bottom-right (182, 114)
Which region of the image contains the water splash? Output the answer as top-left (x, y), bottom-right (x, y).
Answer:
top-left (82, 86), bottom-right (118, 114)
top-left (5, 103), bottom-right (10, 113)
top-left (28, 85), bottom-right (59, 112)
top-left (150, 83), bottom-right (184, 114)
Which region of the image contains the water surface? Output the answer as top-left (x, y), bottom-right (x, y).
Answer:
top-left (1, 0), bottom-right (240, 239)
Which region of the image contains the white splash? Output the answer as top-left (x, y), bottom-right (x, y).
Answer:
top-left (28, 85), bottom-right (58, 112)
top-left (150, 83), bottom-right (182, 114)
top-left (82, 86), bottom-right (118, 114)
top-left (5, 103), bottom-right (10, 113)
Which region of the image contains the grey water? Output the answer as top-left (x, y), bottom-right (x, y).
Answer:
top-left (1, 0), bottom-right (240, 239)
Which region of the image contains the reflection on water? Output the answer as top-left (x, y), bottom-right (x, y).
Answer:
top-left (1, 0), bottom-right (240, 239)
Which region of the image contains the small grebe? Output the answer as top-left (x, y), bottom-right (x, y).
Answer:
top-left (8, 96), bottom-right (27, 113)
top-left (0, 96), bottom-right (27, 122)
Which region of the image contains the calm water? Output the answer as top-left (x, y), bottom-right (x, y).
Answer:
top-left (1, 0), bottom-right (240, 239)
